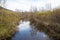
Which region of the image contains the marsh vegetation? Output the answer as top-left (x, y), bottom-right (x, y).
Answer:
top-left (0, 5), bottom-right (60, 40)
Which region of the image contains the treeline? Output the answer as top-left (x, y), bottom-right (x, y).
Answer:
top-left (0, 6), bottom-right (20, 40)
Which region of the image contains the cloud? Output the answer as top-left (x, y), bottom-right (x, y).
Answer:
top-left (6, 0), bottom-right (60, 11)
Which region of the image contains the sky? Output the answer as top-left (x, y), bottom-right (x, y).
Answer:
top-left (5, 0), bottom-right (60, 11)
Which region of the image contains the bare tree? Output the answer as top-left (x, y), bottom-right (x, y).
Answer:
top-left (46, 3), bottom-right (52, 10)
top-left (0, 0), bottom-right (7, 7)
top-left (30, 6), bottom-right (37, 13)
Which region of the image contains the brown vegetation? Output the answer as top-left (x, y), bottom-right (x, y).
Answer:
top-left (30, 8), bottom-right (60, 40)
top-left (0, 7), bottom-right (20, 40)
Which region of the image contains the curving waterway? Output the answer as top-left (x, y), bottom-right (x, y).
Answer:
top-left (12, 21), bottom-right (50, 40)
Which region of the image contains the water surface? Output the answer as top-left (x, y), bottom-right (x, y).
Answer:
top-left (12, 21), bottom-right (50, 40)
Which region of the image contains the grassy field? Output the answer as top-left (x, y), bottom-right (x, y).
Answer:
top-left (0, 7), bottom-right (20, 40)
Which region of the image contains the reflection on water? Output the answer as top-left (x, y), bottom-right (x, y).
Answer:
top-left (12, 21), bottom-right (50, 40)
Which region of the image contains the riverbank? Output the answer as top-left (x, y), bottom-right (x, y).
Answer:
top-left (30, 8), bottom-right (60, 40)
top-left (0, 7), bottom-right (20, 40)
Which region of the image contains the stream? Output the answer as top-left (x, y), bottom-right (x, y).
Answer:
top-left (12, 21), bottom-right (50, 40)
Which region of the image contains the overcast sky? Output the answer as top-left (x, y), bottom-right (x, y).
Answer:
top-left (6, 0), bottom-right (60, 11)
